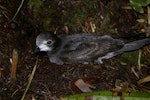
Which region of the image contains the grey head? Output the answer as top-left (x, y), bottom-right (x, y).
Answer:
top-left (35, 32), bottom-right (61, 54)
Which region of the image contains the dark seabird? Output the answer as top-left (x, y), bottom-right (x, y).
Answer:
top-left (35, 32), bottom-right (150, 65)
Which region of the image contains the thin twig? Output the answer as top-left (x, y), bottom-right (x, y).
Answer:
top-left (10, 49), bottom-right (18, 84)
top-left (131, 67), bottom-right (139, 78)
top-left (138, 49), bottom-right (142, 71)
top-left (21, 59), bottom-right (38, 100)
top-left (148, 6), bottom-right (150, 25)
top-left (9, 0), bottom-right (24, 23)
top-left (146, 6), bottom-right (150, 36)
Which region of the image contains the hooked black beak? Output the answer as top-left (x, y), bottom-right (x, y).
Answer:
top-left (32, 46), bottom-right (47, 56)
top-left (31, 47), bottom-right (40, 55)
top-left (34, 47), bottom-right (40, 54)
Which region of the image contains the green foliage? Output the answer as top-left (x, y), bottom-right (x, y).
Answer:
top-left (63, 0), bottom-right (99, 33)
top-left (27, 0), bottom-right (99, 32)
top-left (121, 49), bottom-right (148, 65)
top-left (28, 0), bottom-right (55, 31)
top-left (61, 91), bottom-right (150, 100)
top-left (130, 0), bottom-right (150, 13)
top-left (121, 51), bottom-right (139, 64)
top-left (28, 0), bottom-right (43, 17)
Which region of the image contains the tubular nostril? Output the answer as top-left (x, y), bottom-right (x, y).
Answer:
top-left (34, 47), bottom-right (40, 53)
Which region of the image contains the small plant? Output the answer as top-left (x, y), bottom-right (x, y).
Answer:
top-left (130, 0), bottom-right (150, 13)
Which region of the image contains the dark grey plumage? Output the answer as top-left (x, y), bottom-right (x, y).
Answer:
top-left (35, 32), bottom-right (150, 65)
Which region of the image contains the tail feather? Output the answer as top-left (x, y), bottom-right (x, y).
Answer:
top-left (97, 38), bottom-right (150, 63)
top-left (119, 38), bottom-right (150, 52)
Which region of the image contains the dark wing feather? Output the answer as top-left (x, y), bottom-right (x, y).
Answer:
top-left (59, 34), bottom-right (124, 62)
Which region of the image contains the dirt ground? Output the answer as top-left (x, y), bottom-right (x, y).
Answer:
top-left (0, 0), bottom-right (150, 100)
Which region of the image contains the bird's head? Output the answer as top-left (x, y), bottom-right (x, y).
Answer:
top-left (35, 32), bottom-right (61, 53)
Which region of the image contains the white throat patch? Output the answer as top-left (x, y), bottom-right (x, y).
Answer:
top-left (39, 44), bottom-right (51, 51)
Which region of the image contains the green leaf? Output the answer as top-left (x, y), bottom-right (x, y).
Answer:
top-left (129, 0), bottom-right (150, 13)
top-left (61, 91), bottom-right (150, 100)
top-left (130, 0), bottom-right (150, 6)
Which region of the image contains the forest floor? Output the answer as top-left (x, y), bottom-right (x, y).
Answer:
top-left (0, 0), bottom-right (150, 100)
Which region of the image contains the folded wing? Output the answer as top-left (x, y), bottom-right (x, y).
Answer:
top-left (59, 34), bottom-right (124, 63)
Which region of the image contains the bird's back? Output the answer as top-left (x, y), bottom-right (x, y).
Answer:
top-left (58, 33), bottom-right (124, 63)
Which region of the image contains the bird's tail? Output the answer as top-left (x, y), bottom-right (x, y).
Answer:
top-left (120, 38), bottom-right (150, 52)
top-left (97, 37), bottom-right (150, 64)
top-left (106, 38), bottom-right (150, 60)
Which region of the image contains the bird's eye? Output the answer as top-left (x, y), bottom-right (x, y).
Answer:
top-left (47, 40), bottom-right (52, 44)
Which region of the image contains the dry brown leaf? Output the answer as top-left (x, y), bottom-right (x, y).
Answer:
top-left (138, 76), bottom-right (150, 86)
top-left (74, 79), bottom-right (92, 92)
